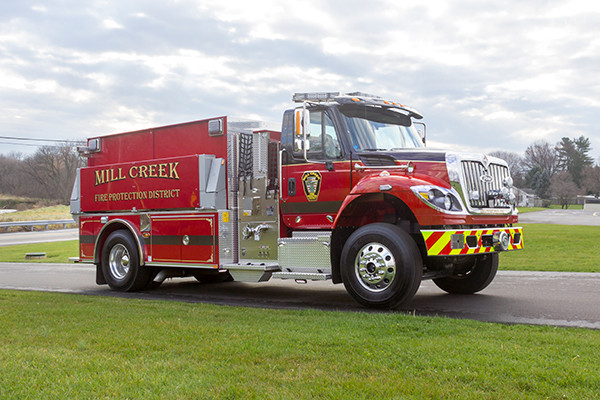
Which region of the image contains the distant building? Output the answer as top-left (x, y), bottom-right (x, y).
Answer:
top-left (515, 188), bottom-right (535, 207)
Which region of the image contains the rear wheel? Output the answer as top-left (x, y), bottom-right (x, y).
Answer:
top-left (340, 223), bottom-right (422, 309)
top-left (101, 230), bottom-right (151, 291)
top-left (433, 253), bottom-right (498, 294)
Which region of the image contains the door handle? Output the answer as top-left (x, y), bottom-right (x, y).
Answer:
top-left (288, 178), bottom-right (296, 197)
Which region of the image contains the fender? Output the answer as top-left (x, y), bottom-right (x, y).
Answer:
top-left (334, 171), bottom-right (518, 227)
top-left (94, 218), bottom-right (147, 266)
top-left (333, 172), bottom-right (454, 228)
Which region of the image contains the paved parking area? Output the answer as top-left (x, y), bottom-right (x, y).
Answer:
top-left (518, 209), bottom-right (600, 226)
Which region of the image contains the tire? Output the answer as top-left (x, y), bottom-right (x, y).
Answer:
top-left (340, 223), bottom-right (423, 309)
top-left (101, 230), bottom-right (151, 292)
top-left (193, 270), bottom-right (233, 284)
top-left (433, 253), bottom-right (498, 294)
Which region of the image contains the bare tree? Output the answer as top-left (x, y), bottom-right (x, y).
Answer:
top-left (0, 154), bottom-right (23, 195)
top-left (582, 166), bottom-right (600, 197)
top-left (20, 144), bottom-right (84, 203)
top-left (523, 140), bottom-right (559, 178)
top-left (550, 171), bottom-right (579, 209)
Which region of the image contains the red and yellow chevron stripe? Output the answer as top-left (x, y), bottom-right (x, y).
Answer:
top-left (421, 227), bottom-right (524, 256)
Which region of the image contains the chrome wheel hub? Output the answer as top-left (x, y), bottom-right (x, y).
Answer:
top-left (109, 243), bottom-right (130, 280)
top-left (354, 242), bottom-right (396, 292)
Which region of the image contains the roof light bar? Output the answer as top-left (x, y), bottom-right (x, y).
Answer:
top-left (292, 92), bottom-right (341, 103)
top-left (345, 92), bottom-right (381, 99)
top-left (292, 91), bottom-right (423, 119)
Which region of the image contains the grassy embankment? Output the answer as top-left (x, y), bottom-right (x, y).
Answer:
top-left (0, 197), bottom-right (74, 232)
top-left (1, 290), bottom-right (599, 399)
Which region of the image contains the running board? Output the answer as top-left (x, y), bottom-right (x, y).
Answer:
top-left (272, 272), bottom-right (331, 281)
top-left (223, 262), bottom-right (280, 282)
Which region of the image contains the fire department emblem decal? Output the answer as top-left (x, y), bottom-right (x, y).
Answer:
top-left (302, 171), bottom-right (322, 202)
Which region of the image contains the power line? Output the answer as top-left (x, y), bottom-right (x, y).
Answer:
top-left (0, 141), bottom-right (77, 148)
top-left (0, 135), bottom-right (85, 144)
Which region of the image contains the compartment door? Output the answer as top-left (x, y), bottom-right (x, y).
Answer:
top-left (151, 214), bottom-right (217, 266)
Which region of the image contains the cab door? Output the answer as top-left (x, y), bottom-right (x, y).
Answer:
top-left (280, 108), bottom-right (352, 230)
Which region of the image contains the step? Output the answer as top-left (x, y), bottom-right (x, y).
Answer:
top-left (272, 272), bottom-right (331, 281)
top-left (223, 262), bottom-right (280, 282)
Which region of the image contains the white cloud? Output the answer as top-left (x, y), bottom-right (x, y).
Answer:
top-left (102, 18), bottom-right (124, 30)
top-left (0, 0), bottom-right (599, 161)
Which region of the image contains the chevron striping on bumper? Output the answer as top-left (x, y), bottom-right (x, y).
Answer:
top-left (422, 227), bottom-right (524, 256)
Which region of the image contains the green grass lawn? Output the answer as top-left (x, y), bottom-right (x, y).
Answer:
top-left (519, 205), bottom-right (583, 213)
top-left (0, 290), bottom-right (598, 399)
top-left (501, 224), bottom-right (600, 272)
top-left (517, 207), bottom-right (546, 213)
top-left (0, 240), bottom-right (78, 263)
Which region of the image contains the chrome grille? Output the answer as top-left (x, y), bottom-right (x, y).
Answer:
top-left (461, 161), bottom-right (510, 208)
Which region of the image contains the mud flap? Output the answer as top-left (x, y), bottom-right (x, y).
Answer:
top-left (96, 264), bottom-right (107, 285)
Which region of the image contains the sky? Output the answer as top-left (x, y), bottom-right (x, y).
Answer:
top-left (1, 0), bottom-right (600, 161)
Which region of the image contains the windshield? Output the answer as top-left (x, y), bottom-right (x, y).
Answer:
top-left (338, 104), bottom-right (424, 151)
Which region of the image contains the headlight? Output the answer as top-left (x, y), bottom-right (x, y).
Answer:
top-left (412, 185), bottom-right (464, 213)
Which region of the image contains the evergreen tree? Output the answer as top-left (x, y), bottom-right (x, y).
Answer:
top-left (525, 166), bottom-right (551, 199)
top-left (556, 136), bottom-right (593, 188)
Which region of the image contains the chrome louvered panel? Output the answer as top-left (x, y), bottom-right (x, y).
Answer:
top-left (461, 161), bottom-right (510, 209)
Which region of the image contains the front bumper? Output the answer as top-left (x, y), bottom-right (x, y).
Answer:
top-left (422, 227), bottom-right (523, 256)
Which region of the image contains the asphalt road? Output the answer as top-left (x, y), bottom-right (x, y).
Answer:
top-left (0, 228), bottom-right (78, 246)
top-left (1, 262), bottom-right (598, 329)
top-left (518, 208), bottom-right (600, 225)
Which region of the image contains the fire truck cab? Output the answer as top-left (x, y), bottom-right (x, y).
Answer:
top-left (71, 92), bottom-right (523, 308)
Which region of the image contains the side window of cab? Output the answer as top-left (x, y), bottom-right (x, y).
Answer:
top-left (301, 110), bottom-right (342, 160)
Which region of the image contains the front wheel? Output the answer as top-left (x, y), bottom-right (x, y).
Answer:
top-left (101, 230), bottom-right (151, 292)
top-left (433, 253), bottom-right (498, 294)
top-left (340, 223), bottom-right (423, 309)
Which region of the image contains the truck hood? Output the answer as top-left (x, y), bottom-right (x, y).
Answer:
top-left (356, 149), bottom-right (508, 169)
top-left (356, 149), bottom-right (447, 166)
top-left (356, 149), bottom-right (515, 215)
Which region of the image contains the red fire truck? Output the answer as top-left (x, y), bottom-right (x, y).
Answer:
top-left (70, 92), bottom-right (523, 308)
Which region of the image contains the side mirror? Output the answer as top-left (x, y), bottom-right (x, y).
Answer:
top-left (294, 108), bottom-right (310, 152)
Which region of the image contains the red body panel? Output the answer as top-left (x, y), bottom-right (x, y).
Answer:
top-left (78, 212), bottom-right (218, 267)
top-left (150, 214), bottom-right (217, 266)
top-left (80, 155), bottom-right (201, 212)
top-left (280, 161), bottom-right (352, 230)
top-left (79, 214), bottom-right (143, 262)
top-left (79, 215), bottom-right (103, 261)
top-left (87, 117), bottom-right (228, 167)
